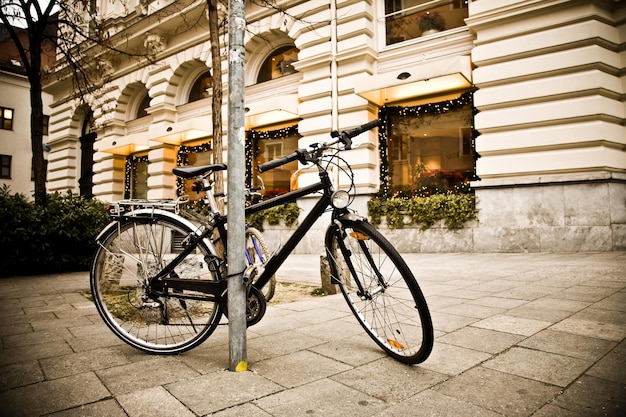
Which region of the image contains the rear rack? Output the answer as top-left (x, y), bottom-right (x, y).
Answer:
top-left (107, 197), bottom-right (189, 217)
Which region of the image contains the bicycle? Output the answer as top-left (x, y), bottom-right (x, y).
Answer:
top-left (90, 119), bottom-right (434, 364)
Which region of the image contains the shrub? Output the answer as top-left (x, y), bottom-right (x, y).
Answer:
top-left (384, 197), bottom-right (406, 229)
top-left (246, 202), bottom-right (301, 231)
top-left (367, 193), bottom-right (477, 230)
top-left (0, 186), bottom-right (109, 277)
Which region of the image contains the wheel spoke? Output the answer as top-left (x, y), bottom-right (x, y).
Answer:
top-left (329, 221), bottom-right (433, 364)
top-left (90, 216), bottom-right (222, 354)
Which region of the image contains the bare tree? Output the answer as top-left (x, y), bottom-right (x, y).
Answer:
top-left (0, 0), bottom-right (149, 204)
top-left (0, 0), bottom-right (61, 205)
top-left (0, 0), bottom-right (191, 204)
top-left (1, 0), bottom-right (315, 205)
top-left (207, 0), bottom-right (225, 198)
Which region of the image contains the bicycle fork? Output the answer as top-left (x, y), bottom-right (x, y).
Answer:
top-left (327, 220), bottom-right (387, 300)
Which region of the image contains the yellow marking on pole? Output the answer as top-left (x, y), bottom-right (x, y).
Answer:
top-left (235, 360), bottom-right (248, 372)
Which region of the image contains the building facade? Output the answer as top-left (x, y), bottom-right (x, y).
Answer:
top-left (43, 0), bottom-right (625, 252)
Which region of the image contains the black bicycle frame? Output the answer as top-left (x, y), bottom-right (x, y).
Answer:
top-left (152, 169), bottom-right (336, 298)
top-left (244, 170), bottom-right (333, 290)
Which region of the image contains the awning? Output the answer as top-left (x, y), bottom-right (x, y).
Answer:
top-left (245, 94), bottom-right (299, 128)
top-left (355, 55), bottom-right (472, 105)
top-left (151, 117), bottom-right (212, 145)
top-left (98, 132), bottom-right (150, 155)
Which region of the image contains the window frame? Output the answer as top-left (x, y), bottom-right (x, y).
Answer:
top-left (256, 45), bottom-right (299, 84)
top-left (124, 154), bottom-right (149, 199)
top-left (0, 154), bottom-right (11, 179)
top-left (380, 0), bottom-right (469, 47)
top-left (377, 91), bottom-right (476, 198)
top-left (42, 115), bottom-right (50, 135)
top-left (188, 70), bottom-right (213, 104)
top-left (245, 124), bottom-right (300, 193)
top-left (1, 107), bottom-right (14, 130)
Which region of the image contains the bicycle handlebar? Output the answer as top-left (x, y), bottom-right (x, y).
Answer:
top-left (258, 148), bottom-right (308, 173)
top-left (337, 119), bottom-right (380, 149)
top-left (257, 120), bottom-right (380, 173)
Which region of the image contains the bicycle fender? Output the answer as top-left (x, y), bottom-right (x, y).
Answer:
top-left (95, 209), bottom-right (220, 257)
top-left (333, 212), bottom-right (368, 225)
top-left (324, 212), bottom-right (368, 244)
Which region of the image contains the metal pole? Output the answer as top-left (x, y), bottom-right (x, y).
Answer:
top-left (227, 0), bottom-right (247, 372)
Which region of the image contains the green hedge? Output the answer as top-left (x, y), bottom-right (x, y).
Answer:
top-left (0, 186), bottom-right (109, 277)
top-left (245, 202), bottom-right (301, 231)
top-left (367, 194), bottom-right (478, 230)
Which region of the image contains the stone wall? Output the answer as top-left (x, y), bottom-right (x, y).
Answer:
top-left (258, 180), bottom-right (626, 254)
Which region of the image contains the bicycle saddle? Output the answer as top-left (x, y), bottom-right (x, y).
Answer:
top-left (173, 163), bottom-right (228, 179)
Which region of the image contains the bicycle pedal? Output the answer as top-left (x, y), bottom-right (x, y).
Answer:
top-left (141, 301), bottom-right (161, 309)
top-left (243, 265), bottom-right (258, 284)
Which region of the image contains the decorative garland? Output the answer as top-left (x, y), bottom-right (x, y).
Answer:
top-left (124, 155), bottom-right (149, 199)
top-left (377, 91), bottom-right (479, 199)
top-left (175, 142), bottom-right (212, 196)
top-left (245, 125), bottom-right (299, 188)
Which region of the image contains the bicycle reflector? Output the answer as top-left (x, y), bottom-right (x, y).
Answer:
top-left (331, 190), bottom-right (350, 209)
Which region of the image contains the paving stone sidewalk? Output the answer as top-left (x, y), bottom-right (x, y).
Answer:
top-left (0, 252), bottom-right (624, 416)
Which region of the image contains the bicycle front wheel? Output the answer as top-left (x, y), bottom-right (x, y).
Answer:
top-left (326, 219), bottom-right (433, 364)
top-left (90, 213), bottom-right (222, 354)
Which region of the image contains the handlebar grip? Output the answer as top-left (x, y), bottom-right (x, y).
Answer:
top-left (339, 119), bottom-right (380, 149)
top-left (344, 119), bottom-right (380, 139)
top-left (258, 149), bottom-right (304, 173)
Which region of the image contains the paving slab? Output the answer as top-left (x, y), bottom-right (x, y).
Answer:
top-left (0, 252), bottom-right (624, 416)
top-left (167, 371), bottom-right (283, 415)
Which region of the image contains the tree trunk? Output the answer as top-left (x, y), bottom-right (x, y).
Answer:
top-left (28, 30), bottom-right (46, 205)
top-left (208, 0), bottom-right (224, 201)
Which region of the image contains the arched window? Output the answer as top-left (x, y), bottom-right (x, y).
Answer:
top-left (135, 93), bottom-right (151, 119)
top-left (188, 71), bottom-right (213, 103)
top-left (79, 111), bottom-right (96, 198)
top-left (257, 46), bottom-right (298, 83)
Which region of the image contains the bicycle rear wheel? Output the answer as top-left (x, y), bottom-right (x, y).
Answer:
top-left (326, 219), bottom-right (433, 364)
top-left (245, 227), bottom-right (276, 301)
top-left (90, 213), bottom-right (222, 354)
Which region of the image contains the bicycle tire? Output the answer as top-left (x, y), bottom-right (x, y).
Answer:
top-left (245, 227), bottom-right (276, 301)
top-left (326, 219), bottom-right (433, 364)
top-left (90, 213), bottom-right (223, 354)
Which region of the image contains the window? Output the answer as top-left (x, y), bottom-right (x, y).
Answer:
top-left (0, 155), bottom-right (11, 178)
top-left (135, 93), bottom-right (151, 119)
top-left (257, 46), bottom-right (299, 83)
top-left (188, 71), bottom-right (212, 103)
top-left (125, 155), bottom-right (149, 199)
top-left (43, 115), bottom-right (50, 135)
top-left (176, 142), bottom-right (213, 200)
top-left (384, 0), bottom-right (468, 46)
top-left (79, 111), bottom-right (96, 198)
top-left (247, 125), bottom-right (300, 194)
top-left (381, 93), bottom-right (475, 198)
top-left (1, 107), bottom-right (14, 130)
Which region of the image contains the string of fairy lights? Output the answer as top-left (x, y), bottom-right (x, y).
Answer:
top-left (175, 142), bottom-right (212, 196)
top-left (124, 155), bottom-right (149, 199)
top-left (377, 91), bottom-right (478, 199)
top-left (124, 94), bottom-right (477, 200)
top-left (245, 125), bottom-right (299, 188)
